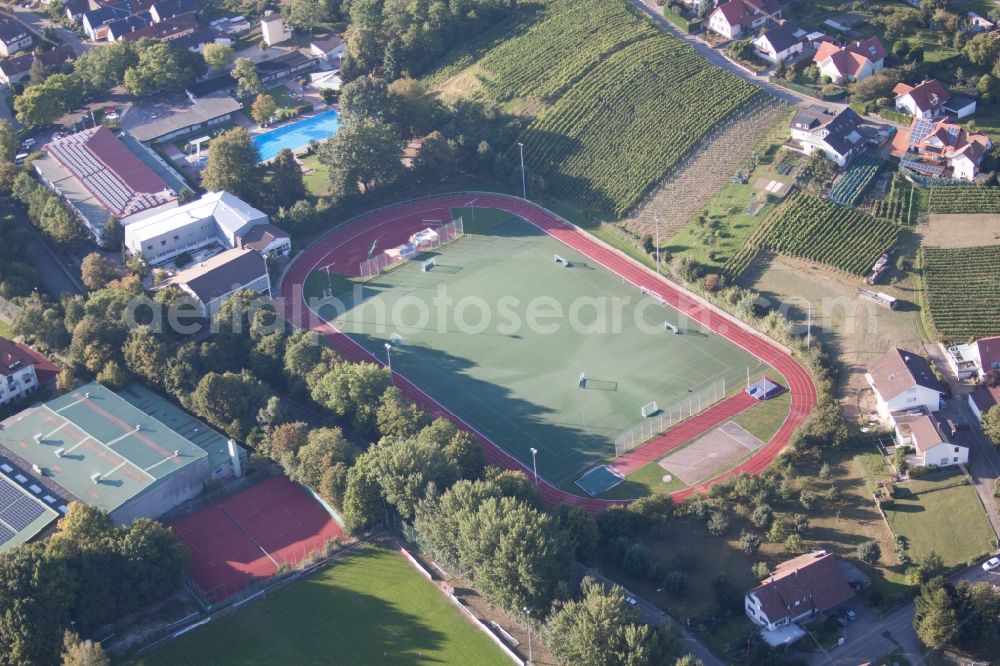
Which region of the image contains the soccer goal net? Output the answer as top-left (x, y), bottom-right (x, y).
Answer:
top-left (614, 378), bottom-right (726, 457)
top-left (359, 217), bottom-right (464, 278)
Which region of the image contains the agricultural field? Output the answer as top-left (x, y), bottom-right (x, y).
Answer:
top-left (922, 245), bottom-right (1000, 339)
top-left (872, 175), bottom-right (919, 225)
top-left (927, 186), bottom-right (1000, 214)
top-left (725, 193), bottom-right (899, 277)
top-left (427, 0), bottom-right (764, 217)
top-left (828, 152), bottom-right (883, 207)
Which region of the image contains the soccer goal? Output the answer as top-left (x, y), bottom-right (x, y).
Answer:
top-left (641, 401), bottom-right (658, 417)
top-left (422, 258), bottom-right (436, 272)
top-left (664, 322), bottom-right (679, 334)
top-left (554, 254), bottom-right (571, 267)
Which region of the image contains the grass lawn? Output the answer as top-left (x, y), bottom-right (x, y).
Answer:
top-left (134, 544), bottom-right (509, 666)
top-left (600, 460), bottom-right (687, 499)
top-left (299, 154), bottom-right (330, 197)
top-left (883, 470), bottom-right (995, 568)
top-left (0, 318), bottom-right (11, 338)
top-left (308, 211), bottom-right (769, 484)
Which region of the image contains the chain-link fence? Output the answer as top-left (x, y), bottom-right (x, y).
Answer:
top-left (359, 217), bottom-right (464, 278)
top-left (614, 378), bottom-right (727, 457)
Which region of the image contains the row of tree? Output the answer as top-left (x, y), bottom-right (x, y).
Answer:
top-left (0, 504), bottom-right (188, 665)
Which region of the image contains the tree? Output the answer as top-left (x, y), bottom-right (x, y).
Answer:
top-left (552, 505), bottom-right (599, 559)
top-left (232, 57), bottom-right (262, 98)
top-left (201, 128), bottom-right (260, 202)
top-left (282, 0), bottom-right (333, 33)
top-left (188, 371), bottom-right (272, 439)
top-left (38, 197), bottom-right (83, 246)
top-left (455, 495), bottom-right (572, 615)
top-left (414, 478), bottom-right (503, 569)
top-left (80, 253), bottom-right (120, 291)
top-left (202, 43), bottom-right (235, 70)
top-left (982, 405), bottom-right (1000, 446)
top-left (415, 131), bottom-right (457, 182)
top-left (287, 427), bottom-right (357, 489)
top-left (341, 453), bottom-right (383, 531)
top-left (122, 325), bottom-right (168, 384)
top-left (123, 42), bottom-right (187, 96)
top-left (60, 631), bottom-right (109, 666)
top-left (857, 541), bottom-right (881, 565)
top-left (268, 148), bottom-right (306, 208)
top-left (368, 438), bottom-right (457, 519)
top-left (317, 115), bottom-right (403, 196)
top-left (310, 361), bottom-right (391, 435)
top-left (545, 577), bottom-right (678, 666)
top-left (72, 40), bottom-right (135, 94)
top-left (339, 76), bottom-right (391, 119)
top-left (978, 74), bottom-right (996, 103)
top-left (376, 386), bottom-right (430, 440)
top-left (706, 511), bottom-right (728, 536)
top-left (0, 120), bottom-right (17, 164)
top-left (11, 297), bottom-right (69, 350)
top-left (724, 39), bottom-right (755, 62)
top-left (388, 78), bottom-right (439, 137)
top-left (251, 93), bottom-right (278, 126)
top-left (739, 531), bottom-right (761, 555)
top-left (914, 579), bottom-right (957, 650)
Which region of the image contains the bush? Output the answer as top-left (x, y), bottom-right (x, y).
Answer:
top-left (739, 530), bottom-right (762, 555)
top-left (622, 542), bottom-right (658, 578)
top-left (707, 511), bottom-right (729, 536)
top-left (857, 540), bottom-right (881, 565)
top-left (174, 251), bottom-right (192, 268)
top-left (751, 503), bottom-right (772, 529)
top-left (661, 570), bottom-right (688, 595)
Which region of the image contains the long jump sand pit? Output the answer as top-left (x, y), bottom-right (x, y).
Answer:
top-left (660, 421), bottom-right (764, 485)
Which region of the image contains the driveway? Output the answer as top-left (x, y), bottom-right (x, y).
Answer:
top-left (804, 601), bottom-right (926, 666)
top-left (10, 6), bottom-right (91, 56)
top-left (924, 341), bottom-right (1000, 543)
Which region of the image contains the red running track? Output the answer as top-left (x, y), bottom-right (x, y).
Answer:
top-left (278, 193), bottom-right (817, 512)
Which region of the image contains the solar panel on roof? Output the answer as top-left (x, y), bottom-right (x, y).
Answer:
top-left (0, 497), bottom-right (44, 532)
top-left (0, 524), bottom-right (14, 546)
top-left (0, 480), bottom-right (20, 510)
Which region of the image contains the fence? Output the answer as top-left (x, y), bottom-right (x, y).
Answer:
top-left (614, 378), bottom-right (727, 457)
top-left (359, 217), bottom-right (464, 278)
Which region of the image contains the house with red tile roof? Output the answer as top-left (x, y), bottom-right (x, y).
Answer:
top-left (0, 337), bottom-right (60, 407)
top-left (894, 79), bottom-right (950, 119)
top-left (745, 551), bottom-right (855, 632)
top-left (707, 0), bottom-right (781, 40)
top-left (895, 117), bottom-right (992, 181)
top-left (814, 38), bottom-right (886, 83)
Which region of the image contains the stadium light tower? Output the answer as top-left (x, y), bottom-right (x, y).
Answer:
top-left (523, 607), bottom-right (533, 664)
top-left (384, 342), bottom-right (393, 377)
top-left (518, 142), bottom-right (527, 200)
top-left (529, 447), bottom-right (538, 486)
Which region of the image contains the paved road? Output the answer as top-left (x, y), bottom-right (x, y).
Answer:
top-left (808, 602), bottom-right (926, 666)
top-left (10, 5), bottom-right (90, 56)
top-left (630, 0), bottom-right (849, 113)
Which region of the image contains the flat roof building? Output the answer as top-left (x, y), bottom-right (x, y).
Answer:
top-left (163, 247), bottom-right (271, 318)
top-left (121, 92), bottom-right (242, 143)
top-left (0, 382), bottom-right (245, 524)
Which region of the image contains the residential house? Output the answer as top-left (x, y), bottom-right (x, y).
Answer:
top-left (745, 551), bottom-right (855, 632)
top-left (0, 337), bottom-right (60, 407)
top-left (945, 336), bottom-right (1000, 380)
top-left (171, 27), bottom-right (227, 53)
top-left (788, 105), bottom-right (866, 166)
top-left (309, 33), bottom-right (345, 62)
top-left (893, 412), bottom-right (969, 468)
top-left (865, 348), bottom-right (945, 425)
top-left (81, 2), bottom-right (136, 40)
top-left (64, 0), bottom-right (91, 22)
top-left (899, 118), bottom-right (992, 181)
top-left (967, 12), bottom-right (994, 32)
top-left (707, 0), bottom-right (781, 40)
top-left (968, 384), bottom-right (1000, 422)
top-left (107, 11), bottom-right (196, 42)
top-left (894, 79), bottom-right (950, 119)
top-left (814, 37), bottom-right (886, 83)
top-left (0, 45), bottom-right (74, 86)
top-left (162, 248), bottom-right (271, 318)
top-left (260, 12), bottom-right (290, 46)
top-left (149, 0), bottom-right (196, 23)
top-left (753, 21), bottom-right (804, 64)
top-left (0, 15), bottom-right (32, 58)
top-left (123, 191), bottom-right (287, 265)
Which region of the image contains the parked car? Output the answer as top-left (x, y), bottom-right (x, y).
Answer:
top-left (982, 557), bottom-right (1000, 572)
top-left (842, 609), bottom-right (857, 622)
top-left (626, 596), bottom-right (638, 606)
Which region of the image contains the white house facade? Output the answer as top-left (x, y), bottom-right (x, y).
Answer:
top-left (865, 348), bottom-right (944, 425)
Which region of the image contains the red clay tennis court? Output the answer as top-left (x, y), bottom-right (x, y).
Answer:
top-left (171, 475), bottom-right (344, 603)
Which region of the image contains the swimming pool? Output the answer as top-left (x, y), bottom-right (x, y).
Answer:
top-left (253, 109), bottom-right (340, 162)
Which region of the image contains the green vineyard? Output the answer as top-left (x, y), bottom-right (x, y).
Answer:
top-left (927, 187), bottom-right (1000, 214)
top-left (426, 0), bottom-right (763, 217)
top-left (872, 175), bottom-right (918, 225)
top-left (725, 193), bottom-right (899, 277)
top-left (922, 246), bottom-right (1000, 339)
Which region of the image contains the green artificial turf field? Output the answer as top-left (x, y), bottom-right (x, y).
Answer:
top-left (134, 544), bottom-right (509, 666)
top-left (308, 212), bottom-right (768, 484)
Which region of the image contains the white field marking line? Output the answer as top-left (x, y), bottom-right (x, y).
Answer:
top-left (292, 194), bottom-right (815, 495)
top-left (718, 421), bottom-right (763, 450)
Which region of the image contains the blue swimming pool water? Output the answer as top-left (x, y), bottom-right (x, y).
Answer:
top-left (253, 109), bottom-right (340, 162)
